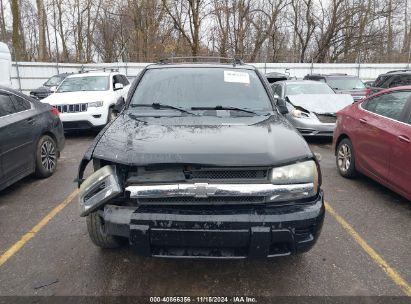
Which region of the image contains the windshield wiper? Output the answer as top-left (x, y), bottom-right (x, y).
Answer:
top-left (131, 103), bottom-right (199, 116)
top-left (191, 106), bottom-right (263, 116)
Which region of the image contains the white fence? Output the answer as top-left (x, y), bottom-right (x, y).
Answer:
top-left (11, 61), bottom-right (411, 93)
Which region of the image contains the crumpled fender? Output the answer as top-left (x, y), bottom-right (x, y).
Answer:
top-left (75, 121), bottom-right (113, 188)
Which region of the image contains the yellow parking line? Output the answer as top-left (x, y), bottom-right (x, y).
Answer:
top-left (0, 189), bottom-right (79, 267)
top-left (325, 202), bottom-right (411, 296)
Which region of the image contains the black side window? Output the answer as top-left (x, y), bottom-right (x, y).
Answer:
top-left (271, 84), bottom-right (282, 97)
top-left (399, 75), bottom-right (411, 86)
top-left (375, 75), bottom-right (388, 88)
top-left (363, 91), bottom-right (411, 121)
top-left (11, 95), bottom-right (30, 112)
top-left (0, 94), bottom-right (17, 117)
top-left (121, 75), bottom-right (129, 86)
top-left (113, 75), bottom-right (124, 85)
top-left (113, 75), bottom-right (120, 88)
top-left (389, 76), bottom-right (403, 88)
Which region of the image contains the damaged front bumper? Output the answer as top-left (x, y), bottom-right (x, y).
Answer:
top-left (288, 116), bottom-right (335, 137)
top-left (79, 165), bottom-right (324, 258)
top-left (98, 192), bottom-right (324, 259)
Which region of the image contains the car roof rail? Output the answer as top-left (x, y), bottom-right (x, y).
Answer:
top-left (386, 69), bottom-right (411, 74)
top-left (78, 67), bottom-right (119, 74)
top-left (158, 56), bottom-right (245, 66)
top-left (306, 73), bottom-right (349, 77)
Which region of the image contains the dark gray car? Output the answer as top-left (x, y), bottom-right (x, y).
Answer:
top-left (0, 86), bottom-right (65, 191)
top-left (304, 73), bottom-right (368, 102)
top-left (30, 73), bottom-right (71, 100)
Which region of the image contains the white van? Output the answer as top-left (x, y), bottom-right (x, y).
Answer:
top-left (0, 42), bottom-right (12, 87)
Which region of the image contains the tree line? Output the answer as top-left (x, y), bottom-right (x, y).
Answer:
top-left (1, 0), bottom-right (410, 63)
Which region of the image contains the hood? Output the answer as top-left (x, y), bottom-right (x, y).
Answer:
top-left (91, 111), bottom-right (313, 167)
top-left (287, 94), bottom-right (353, 114)
top-left (41, 90), bottom-right (110, 105)
top-left (31, 86), bottom-right (52, 93)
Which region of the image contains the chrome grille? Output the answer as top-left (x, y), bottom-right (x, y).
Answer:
top-left (316, 114), bottom-right (336, 123)
top-left (137, 196), bottom-right (265, 205)
top-left (55, 103), bottom-right (88, 113)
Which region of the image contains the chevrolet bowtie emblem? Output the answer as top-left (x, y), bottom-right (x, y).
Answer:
top-left (189, 183), bottom-right (217, 198)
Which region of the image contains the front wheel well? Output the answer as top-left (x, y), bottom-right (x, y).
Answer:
top-left (335, 134), bottom-right (350, 155)
top-left (42, 131), bottom-right (57, 142)
top-left (40, 131), bottom-right (59, 154)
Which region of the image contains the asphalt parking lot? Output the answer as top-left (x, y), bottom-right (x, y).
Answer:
top-left (0, 133), bottom-right (410, 297)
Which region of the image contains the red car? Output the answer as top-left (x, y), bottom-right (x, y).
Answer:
top-left (333, 86), bottom-right (411, 201)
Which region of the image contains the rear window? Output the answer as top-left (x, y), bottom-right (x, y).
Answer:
top-left (326, 77), bottom-right (365, 90)
top-left (130, 68), bottom-right (272, 110)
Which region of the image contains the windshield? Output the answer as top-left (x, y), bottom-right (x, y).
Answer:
top-left (130, 68), bottom-right (272, 111)
top-left (286, 83), bottom-right (335, 95)
top-left (57, 76), bottom-right (109, 93)
top-left (44, 75), bottom-right (66, 86)
top-left (326, 77), bottom-right (365, 90)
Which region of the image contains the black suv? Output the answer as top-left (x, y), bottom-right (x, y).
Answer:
top-left (265, 72), bottom-right (291, 84)
top-left (30, 73), bottom-right (71, 100)
top-left (304, 73), bottom-right (367, 102)
top-left (369, 70), bottom-right (411, 94)
top-left (77, 58), bottom-right (324, 259)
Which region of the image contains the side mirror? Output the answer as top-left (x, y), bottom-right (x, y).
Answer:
top-left (113, 97), bottom-right (125, 114)
top-left (114, 83), bottom-right (124, 91)
top-left (276, 98), bottom-right (289, 115)
top-left (50, 86), bottom-right (57, 92)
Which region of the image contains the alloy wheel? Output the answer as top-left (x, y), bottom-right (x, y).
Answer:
top-left (337, 144), bottom-right (351, 173)
top-left (40, 140), bottom-right (57, 172)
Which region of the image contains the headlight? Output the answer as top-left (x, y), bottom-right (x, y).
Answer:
top-left (79, 165), bottom-right (122, 216)
top-left (292, 109), bottom-right (310, 118)
top-left (88, 101), bottom-right (104, 107)
top-left (271, 160), bottom-right (318, 186)
top-left (270, 160), bottom-right (319, 201)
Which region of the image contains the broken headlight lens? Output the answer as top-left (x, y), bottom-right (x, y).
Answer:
top-left (271, 160), bottom-right (318, 188)
top-left (79, 165), bottom-right (122, 216)
top-left (292, 109), bottom-right (310, 118)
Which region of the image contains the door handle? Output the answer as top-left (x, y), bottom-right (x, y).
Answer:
top-left (359, 118), bottom-right (367, 124)
top-left (398, 135), bottom-right (410, 143)
top-left (26, 118), bottom-right (36, 124)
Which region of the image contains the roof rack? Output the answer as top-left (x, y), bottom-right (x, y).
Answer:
top-left (326, 73), bottom-right (348, 76)
top-left (158, 56), bottom-right (244, 66)
top-left (386, 69), bottom-right (411, 74)
top-left (78, 67), bottom-right (119, 74)
top-left (306, 73), bottom-right (349, 76)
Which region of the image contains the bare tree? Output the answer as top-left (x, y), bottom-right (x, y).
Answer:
top-left (11, 0), bottom-right (25, 60)
top-left (163, 0), bottom-right (208, 57)
top-left (36, 0), bottom-right (48, 60)
top-left (0, 0), bottom-right (7, 41)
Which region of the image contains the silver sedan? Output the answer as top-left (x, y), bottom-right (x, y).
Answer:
top-left (271, 80), bottom-right (353, 136)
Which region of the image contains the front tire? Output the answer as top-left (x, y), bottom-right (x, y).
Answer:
top-left (107, 107), bottom-right (116, 123)
top-left (86, 211), bottom-right (122, 248)
top-left (34, 135), bottom-right (58, 178)
top-left (336, 138), bottom-right (357, 178)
